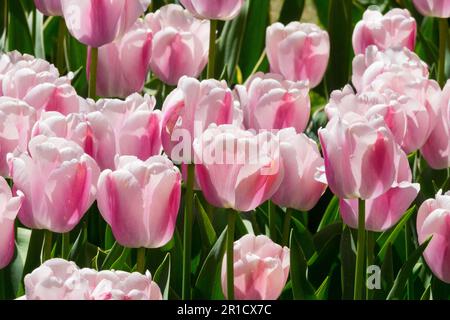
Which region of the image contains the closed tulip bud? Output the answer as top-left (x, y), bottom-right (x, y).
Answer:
top-left (96, 93), bottom-right (162, 162)
top-left (235, 72), bottom-right (311, 133)
top-left (417, 191), bottom-right (450, 283)
top-left (61, 0), bottom-right (151, 48)
top-left (88, 20), bottom-right (152, 98)
top-left (221, 234), bottom-right (290, 300)
top-left (266, 22), bottom-right (330, 88)
top-left (352, 8), bottom-right (416, 55)
top-left (0, 177), bottom-right (24, 269)
top-left (0, 97), bottom-right (36, 177)
top-left (146, 5), bottom-right (210, 85)
top-left (161, 76), bottom-right (240, 163)
top-left (340, 145), bottom-right (419, 231)
top-left (319, 116), bottom-right (400, 200)
top-left (180, 0), bottom-right (245, 21)
top-left (8, 136), bottom-right (100, 233)
top-left (97, 155), bottom-right (181, 248)
top-left (193, 124), bottom-right (283, 212)
top-left (34, 0), bottom-right (63, 16)
top-left (413, 0), bottom-right (450, 18)
top-left (421, 80), bottom-right (450, 169)
top-left (271, 128), bottom-right (327, 211)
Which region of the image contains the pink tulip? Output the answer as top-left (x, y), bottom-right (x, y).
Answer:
top-left (193, 124), bottom-right (283, 212)
top-left (180, 0), bottom-right (244, 20)
top-left (221, 234), bottom-right (289, 300)
top-left (8, 136), bottom-right (100, 233)
top-left (88, 19), bottom-right (152, 98)
top-left (0, 97), bottom-right (37, 177)
top-left (352, 8), bottom-right (416, 55)
top-left (326, 85), bottom-right (437, 153)
top-left (417, 191), bottom-right (450, 283)
top-left (145, 4), bottom-right (210, 85)
top-left (31, 111), bottom-right (116, 170)
top-left (235, 72), bottom-right (311, 133)
top-left (34, 0), bottom-right (63, 16)
top-left (340, 146), bottom-right (419, 231)
top-left (161, 76), bottom-right (240, 163)
top-left (266, 22), bottom-right (330, 88)
top-left (61, 0), bottom-right (151, 48)
top-left (413, 0), bottom-right (450, 18)
top-left (0, 177), bottom-right (24, 269)
top-left (97, 155), bottom-right (181, 248)
top-left (271, 128), bottom-right (327, 211)
top-left (319, 115), bottom-right (400, 200)
top-left (96, 93), bottom-right (162, 162)
top-left (421, 80), bottom-right (450, 169)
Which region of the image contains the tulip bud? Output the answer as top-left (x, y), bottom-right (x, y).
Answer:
top-left (34, 0), bottom-right (63, 16)
top-left (413, 0), bottom-right (450, 18)
top-left (180, 0), bottom-right (245, 21)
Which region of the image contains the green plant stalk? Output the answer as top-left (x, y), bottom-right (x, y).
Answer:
top-left (354, 198), bottom-right (366, 300)
top-left (366, 230), bottom-right (374, 300)
top-left (88, 47), bottom-right (98, 99)
top-left (31, 8), bottom-right (36, 48)
top-left (207, 20), bottom-right (218, 79)
top-left (282, 208), bottom-right (293, 247)
top-left (56, 18), bottom-right (66, 73)
top-left (136, 248), bottom-right (146, 274)
top-left (269, 201), bottom-right (277, 241)
top-left (227, 210), bottom-right (237, 300)
top-left (61, 233), bottom-right (70, 259)
top-left (43, 230), bottom-right (53, 262)
top-left (438, 18), bottom-right (448, 87)
top-left (405, 221), bottom-right (414, 299)
top-left (182, 164), bottom-right (195, 300)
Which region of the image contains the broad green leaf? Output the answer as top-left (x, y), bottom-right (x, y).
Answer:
top-left (317, 196), bottom-right (340, 231)
top-left (315, 275), bottom-right (330, 300)
top-left (340, 226), bottom-right (355, 300)
top-left (7, 0), bottom-right (33, 54)
top-left (279, 0), bottom-right (305, 24)
top-left (194, 195), bottom-right (217, 249)
top-left (313, 222), bottom-right (342, 252)
top-left (291, 217), bottom-right (316, 260)
top-left (154, 253), bottom-right (171, 300)
top-left (290, 230), bottom-right (316, 300)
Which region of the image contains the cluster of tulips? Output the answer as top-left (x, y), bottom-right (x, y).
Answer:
top-left (0, 0), bottom-right (449, 300)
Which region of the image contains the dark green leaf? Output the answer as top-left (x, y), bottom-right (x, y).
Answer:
top-left (290, 230), bottom-right (316, 300)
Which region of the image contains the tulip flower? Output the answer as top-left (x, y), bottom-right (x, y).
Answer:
top-left (0, 177), bottom-right (24, 269)
top-left (34, 0), bottom-right (63, 16)
top-left (97, 155), bottom-right (181, 248)
top-left (193, 124), bottom-right (283, 212)
top-left (266, 22), bottom-right (330, 88)
top-left (60, 0), bottom-right (151, 48)
top-left (417, 191), bottom-right (450, 283)
top-left (235, 72), bottom-right (311, 133)
top-left (221, 234), bottom-right (290, 300)
top-left (340, 145), bottom-right (419, 231)
top-left (0, 97), bottom-right (37, 177)
top-left (271, 128), bottom-right (327, 211)
top-left (412, 0), bottom-right (450, 18)
top-left (421, 80), bottom-right (450, 169)
top-left (180, 0), bottom-right (245, 21)
top-left (88, 19), bottom-right (152, 98)
top-left (31, 111), bottom-right (116, 170)
top-left (8, 136), bottom-right (100, 233)
top-left (161, 76), bottom-right (241, 163)
top-left (145, 4), bottom-right (210, 85)
top-left (96, 93), bottom-right (162, 162)
top-left (318, 115), bottom-right (400, 200)
top-left (352, 8), bottom-right (416, 54)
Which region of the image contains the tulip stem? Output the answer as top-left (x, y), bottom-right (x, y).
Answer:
top-left (136, 248), bottom-right (146, 274)
top-left (268, 201), bottom-right (277, 242)
top-left (354, 198), bottom-right (366, 300)
top-left (226, 210), bottom-right (237, 300)
top-left (282, 208), bottom-right (293, 246)
top-left (42, 230), bottom-right (53, 262)
top-left (61, 233), bottom-right (70, 259)
top-left (182, 164), bottom-right (195, 300)
top-left (88, 47), bottom-right (98, 99)
top-left (207, 20), bottom-right (218, 79)
top-left (366, 230), bottom-right (374, 300)
top-left (438, 18), bottom-right (448, 87)
top-left (56, 18), bottom-right (66, 73)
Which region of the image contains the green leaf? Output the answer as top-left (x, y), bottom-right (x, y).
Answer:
top-left (317, 196), bottom-right (340, 231)
top-left (315, 276), bottom-right (330, 300)
top-left (194, 195), bottom-right (217, 249)
top-left (340, 226), bottom-right (355, 300)
top-left (290, 230), bottom-right (316, 300)
top-left (291, 217), bottom-right (316, 260)
top-left (420, 284), bottom-right (431, 300)
top-left (32, 10), bottom-right (45, 58)
top-left (153, 253), bottom-right (171, 300)
top-left (110, 247), bottom-right (131, 271)
top-left (101, 241), bottom-right (125, 270)
top-left (7, 0), bottom-right (33, 54)
top-left (313, 222), bottom-right (342, 252)
top-left (278, 0), bottom-right (305, 24)
top-left (387, 237), bottom-right (431, 300)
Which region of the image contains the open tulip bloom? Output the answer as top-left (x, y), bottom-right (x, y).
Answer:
top-left (2, 0), bottom-right (450, 304)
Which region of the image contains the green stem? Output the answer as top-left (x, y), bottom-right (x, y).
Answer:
top-left (136, 248), bottom-right (146, 274)
top-left (88, 47), bottom-right (98, 99)
top-left (366, 231), bottom-right (374, 300)
top-left (182, 164), bottom-right (195, 300)
top-left (56, 18), bottom-right (66, 73)
top-left (268, 201), bottom-right (277, 241)
top-left (31, 8), bottom-right (36, 48)
top-left (42, 230), bottom-right (53, 262)
top-left (207, 20), bottom-right (218, 79)
top-left (226, 210), bottom-right (237, 300)
top-left (282, 208), bottom-right (293, 247)
top-left (354, 198), bottom-right (366, 300)
top-left (438, 18), bottom-right (448, 87)
top-left (61, 233), bottom-right (70, 259)
top-left (405, 221), bottom-right (414, 299)
top-left (250, 211), bottom-right (261, 235)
